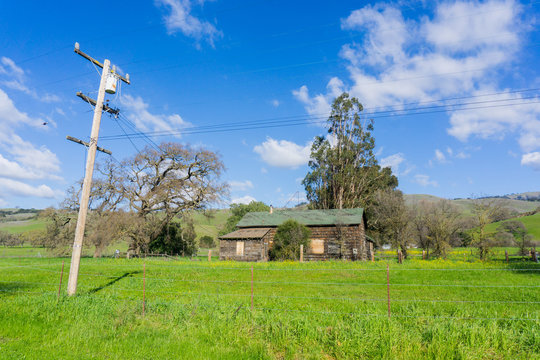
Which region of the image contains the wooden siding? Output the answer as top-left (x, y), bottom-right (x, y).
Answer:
top-left (219, 222), bottom-right (371, 262)
top-left (219, 239), bottom-right (267, 262)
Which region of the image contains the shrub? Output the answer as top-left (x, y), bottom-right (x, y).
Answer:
top-left (269, 220), bottom-right (310, 261)
top-left (199, 235), bottom-right (216, 248)
top-left (148, 222), bottom-right (198, 256)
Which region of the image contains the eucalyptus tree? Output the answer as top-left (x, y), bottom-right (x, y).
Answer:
top-left (303, 93), bottom-right (397, 212)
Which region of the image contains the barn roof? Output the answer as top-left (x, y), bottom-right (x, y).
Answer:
top-left (219, 228), bottom-right (271, 240)
top-left (237, 208), bottom-right (365, 228)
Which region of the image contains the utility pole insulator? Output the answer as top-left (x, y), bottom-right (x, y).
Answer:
top-left (76, 91), bottom-right (119, 115)
top-left (73, 42), bottom-right (131, 85)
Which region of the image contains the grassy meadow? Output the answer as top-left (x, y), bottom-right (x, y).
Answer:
top-left (0, 218), bottom-right (47, 234)
top-left (1, 255), bottom-right (539, 359)
top-left (486, 212), bottom-right (540, 240)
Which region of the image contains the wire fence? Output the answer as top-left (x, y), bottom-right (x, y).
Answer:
top-left (1, 259), bottom-right (539, 323)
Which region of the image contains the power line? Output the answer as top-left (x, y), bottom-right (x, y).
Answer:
top-left (100, 96), bottom-right (540, 140)
top-left (116, 112), bottom-right (161, 152)
top-left (112, 116), bottom-right (141, 154)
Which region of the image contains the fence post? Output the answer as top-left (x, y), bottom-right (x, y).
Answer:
top-left (208, 249), bottom-right (212, 262)
top-left (505, 250), bottom-right (509, 264)
top-left (422, 250), bottom-right (425, 260)
top-left (300, 244), bottom-right (304, 262)
top-left (386, 263), bottom-right (391, 319)
top-left (250, 265), bottom-right (254, 311)
top-left (142, 262), bottom-right (146, 316)
top-left (57, 260), bottom-right (65, 302)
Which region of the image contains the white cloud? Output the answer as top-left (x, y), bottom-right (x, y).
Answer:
top-left (0, 88), bottom-right (42, 128)
top-left (447, 94), bottom-right (540, 152)
top-left (413, 174), bottom-right (439, 187)
top-left (253, 137), bottom-right (312, 169)
top-left (228, 180), bottom-right (253, 191)
top-left (0, 178), bottom-right (56, 198)
top-left (292, 77), bottom-right (344, 118)
top-left (231, 195), bottom-right (256, 205)
top-left (0, 57), bottom-right (60, 102)
top-left (0, 88), bottom-right (62, 205)
top-left (380, 152), bottom-right (405, 171)
top-left (271, 99), bottom-right (280, 107)
top-left (455, 151), bottom-right (470, 159)
top-left (294, 1), bottom-right (539, 164)
top-left (434, 149), bottom-right (446, 163)
top-left (521, 152), bottom-right (540, 170)
top-left (0, 57), bottom-right (24, 77)
top-left (156, 0), bottom-right (222, 46)
top-left (261, 167), bottom-right (268, 174)
top-left (0, 154), bottom-right (29, 179)
top-left (380, 152), bottom-right (414, 176)
top-left (120, 94), bottom-right (191, 136)
top-left (423, 0), bottom-right (520, 53)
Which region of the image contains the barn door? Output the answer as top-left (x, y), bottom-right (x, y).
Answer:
top-left (236, 241), bottom-right (244, 256)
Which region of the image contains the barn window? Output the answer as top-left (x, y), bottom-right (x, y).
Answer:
top-left (310, 239), bottom-right (324, 254)
top-left (236, 241), bottom-right (244, 256)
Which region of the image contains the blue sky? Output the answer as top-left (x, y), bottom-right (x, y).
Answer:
top-left (0, 0), bottom-right (539, 209)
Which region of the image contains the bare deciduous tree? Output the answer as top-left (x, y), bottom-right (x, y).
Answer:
top-left (497, 220), bottom-right (531, 256)
top-left (371, 189), bottom-right (412, 258)
top-left (411, 200), bottom-right (460, 258)
top-left (470, 198), bottom-right (508, 260)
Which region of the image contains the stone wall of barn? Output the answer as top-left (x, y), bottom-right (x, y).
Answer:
top-left (219, 239), bottom-right (266, 262)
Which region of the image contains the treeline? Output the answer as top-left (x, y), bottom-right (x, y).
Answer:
top-left (0, 208), bottom-right (40, 219)
top-left (370, 191), bottom-right (536, 259)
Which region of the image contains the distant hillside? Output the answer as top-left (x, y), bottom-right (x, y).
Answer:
top-left (485, 212), bottom-right (540, 240)
top-left (404, 194), bottom-right (540, 214)
top-left (496, 191), bottom-right (540, 202)
top-left (187, 209), bottom-right (231, 241)
top-left (0, 218), bottom-right (48, 234)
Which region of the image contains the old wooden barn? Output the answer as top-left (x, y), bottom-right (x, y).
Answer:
top-left (219, 208), bottom-right (373, 262)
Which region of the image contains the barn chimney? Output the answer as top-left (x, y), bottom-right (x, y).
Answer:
top-left (270, 205), bottom-right (273, 214)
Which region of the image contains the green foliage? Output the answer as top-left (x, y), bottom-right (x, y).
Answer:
top-left (220, 201), bottom-right (270, 235)
top-left (148, 221), bottom-right (198, 256)
top-left (199, 235), bottom-right (215, 248)
top-left (303, 93), bottom-right (397, 214)
top-left (0, 230), bottom-right (22, 247)
top-left (269, 219), bottom-right (311, 260)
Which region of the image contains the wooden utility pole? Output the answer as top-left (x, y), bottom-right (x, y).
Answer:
top-left (67, 43), bottom-right (130, 296)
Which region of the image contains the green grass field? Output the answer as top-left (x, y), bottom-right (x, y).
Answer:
top-left (486, 212), bottom-right (540, 240)
top-left (0, 218), bottom-right (47, 234)
top-left (1, 256), bottom-right (538, 359)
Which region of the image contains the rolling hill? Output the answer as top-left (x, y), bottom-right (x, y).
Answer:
top-left (404, 194), bottom-right (540, 214)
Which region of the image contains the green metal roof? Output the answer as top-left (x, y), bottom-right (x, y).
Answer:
top-left (237, 208), bottom-right (365, 228)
